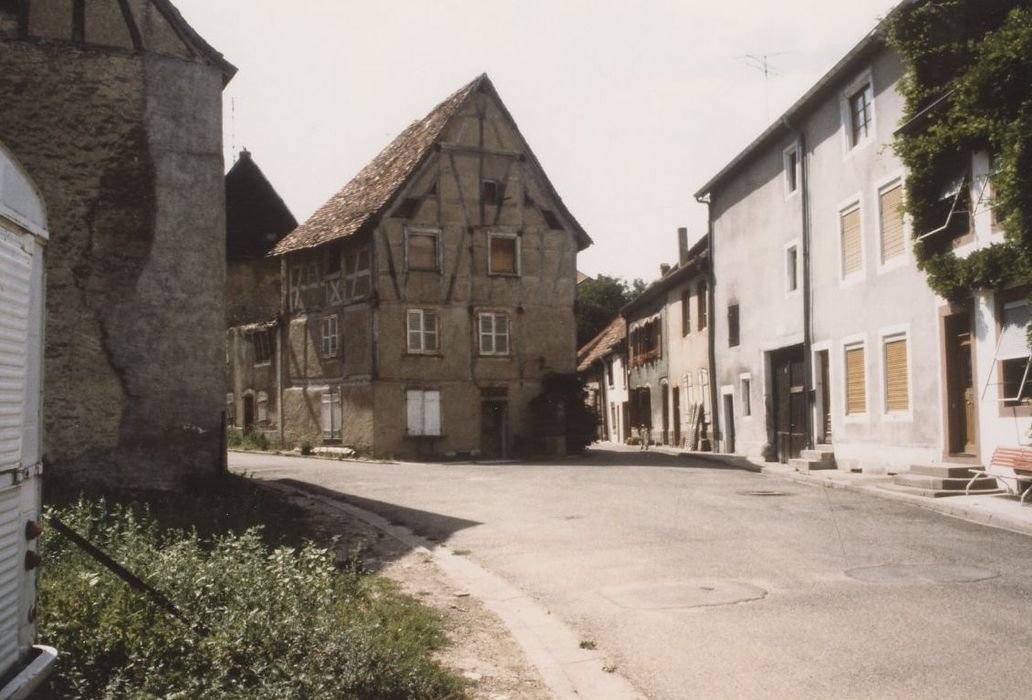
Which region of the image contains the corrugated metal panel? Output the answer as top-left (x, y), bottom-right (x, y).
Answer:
top-left (884, 338), bottom-right (909, 412)
top-left (880, 185), bottom-right (905, 262)
top-left (0, 229), bottom-right (29, 475)
top-left (846, 346), bottom-right (866, 415)
top-left (0, 486), bottom-right (22, 674)
top-left (841, 208), bottom-right (862, 276)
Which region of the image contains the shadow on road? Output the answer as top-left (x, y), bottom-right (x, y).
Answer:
top-left (277, 478), bottom-right (483, 544)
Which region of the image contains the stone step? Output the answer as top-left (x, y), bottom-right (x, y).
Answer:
top-left (800, 449), bottom-right (836, 464)
top-left (789, 458), bottom-right (837, 473)
top-left (893, 473), bottom-right (998, 491)
top-left (814, 443), bottom-right (835, 453)
top-left (878, 483), bottom-right (977, 499)
top-left (909, 463), bottom-right (982, 479)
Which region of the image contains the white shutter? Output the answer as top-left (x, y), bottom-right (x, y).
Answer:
top-left (999, 301), bottom-right (1030, 361)
top-left (407, 390), bottom-right (424, 435)
top-left (321, 393), bottom-right (332, 437)
top-left (0, 486), bottom-right (21, 672)
top-left (0, 229), bottom-right (30, 474)
top-left (424, 391), bottom-right (441, 436)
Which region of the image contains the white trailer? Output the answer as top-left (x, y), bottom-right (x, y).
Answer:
top-left (0, 142), bottom-right (57, 697)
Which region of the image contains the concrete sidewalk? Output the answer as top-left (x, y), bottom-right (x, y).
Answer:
top-left (593, 441), bottom-right (1032, 537)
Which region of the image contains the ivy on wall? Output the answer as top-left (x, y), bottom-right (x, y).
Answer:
top-left (888, 0), bottom-right (1032, 304)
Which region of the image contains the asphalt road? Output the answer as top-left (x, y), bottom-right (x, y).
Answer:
top-left (231, 447), bottom-right (1032, 700)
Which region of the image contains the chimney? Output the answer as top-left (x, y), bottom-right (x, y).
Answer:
top-left (660, 263), bottom-right (672, 277)
top-left (678, 227), bottom-right (689, 266)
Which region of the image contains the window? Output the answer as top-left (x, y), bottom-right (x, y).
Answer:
top-left (930, 170), bottom-right (973, 246)
top-left (479, 312), bottom-right (510, 356)
top-left (321, 315), bottom-right (339, 358)
top-left (697, 280), bottom-right (708, 330)
top-left (728, 304), bottom-right (740, 348)
top-left (999, 300), bottom-right (1031, 405)
top-left (406, 228), bottom-right (440, 271)
top-left (606, 358), bottom-right (615, 387)
top-left (845, 343), bottom-right (866, 415)
top-left (741, 377), bottom-right (752, 417)
top-left (256, 391), bottom-right (269, 423)
top-left (488, 233), bottom-right (519, 275)
top-left (879, 183), bottom-right (905, 263)
top-left (883, 336), bottom-right (909, 412)
top-left (681, 288), bottom-right (691, 336)
top-left (784, 145), bottom-right (799, 195)
top-left (252, 330), bottom-right (272, 365)
top-left (407, 309), bottom-right (439, 354)
top-left (848, 82), bottom-right (874, 147)
top-left (482, 180), bottom-right (501, 206)
top-left (289, 262), bottom-right (321, 311)
top-left (786, 245), bottom-right (798, 292)
top-left (541, 209), bottom-right (564, 231)
top-left (321, 388), bottom-right (341, 439)
top-left (685, 375), bottom-right (694, 406)
top-left (840, 205), bottom-right (862, 278)
top-left (631, 318), bottom-right (661, 366)
top-left (406, 390), bottom-right (442, 436)
top-left (343, 247), bottom-right (371, 300)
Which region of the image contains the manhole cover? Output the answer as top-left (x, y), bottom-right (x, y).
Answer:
top-left (740, 490), bottom-right (790, 497)
top-left (845, 564), bottom-right (998, 585)
top-left (598, 580), bottom-right (767, 610)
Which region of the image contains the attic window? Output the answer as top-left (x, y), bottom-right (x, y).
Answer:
top-left (483, 180), bottom-right (501, 206)
top-left (542, 209), bottom-right (564, 231)
top-left (394, 198), bottom-right (421, 219)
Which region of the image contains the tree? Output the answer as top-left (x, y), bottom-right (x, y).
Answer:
top-left (576, 275), bottom-right (647, 346)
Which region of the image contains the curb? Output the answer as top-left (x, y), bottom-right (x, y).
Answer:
top-left (255, 478), bottom-right (646, 700)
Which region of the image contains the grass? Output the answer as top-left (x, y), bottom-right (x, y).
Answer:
top-left (39, 477), bottom-right (466, 699)
top-left (579, 639), bottom-right (597, 650)
top-left (451, 549), bottom-right (473, 557)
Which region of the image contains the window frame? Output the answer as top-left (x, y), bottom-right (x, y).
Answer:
top-left (840, 70), bottom-right (876, 155)
top-left (879, 327), bottom-right (913, 420)
top-left (783, 143), bottom-right (800, 198)
top-left (727, 303), bottom-right (740, 348)
top-left (406, 308), bottom-right (440, 355)
top-left (405, 226), bottom-right (442, 273)
top-left (478, 311), bottom-right (511, 357)
top-left (696, 280), bottom-right (708, 331)
top-left (784, 241), bottom-right (800, 295)
top-left (406, 389), bottom-right (442, 437)
top-left (842, 337), bottom-right (869, 421)
top-left (997, 292), bottom-right (1032, 415)
top-left (740, 374), bottom-right (752, 419)
top-left (321, 387), bottom-right (342, 440)
top-left (252, 330), bottom-right (272, 367)
top-left (681, 287), bottom-right (691, 337)
top-left (321, 314), bottom-right (340, 359)
top-left (487, 231), bottom-right (521, 277)
top-left (838, 198), bottom-right (865, 285)
top-left (876, 174), bottom-right (909, 272)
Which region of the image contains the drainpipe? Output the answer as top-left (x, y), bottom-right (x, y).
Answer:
top-left (782, 116), bottom-right (814, 451)
top-left (694, 195), bottom-right (720, 452)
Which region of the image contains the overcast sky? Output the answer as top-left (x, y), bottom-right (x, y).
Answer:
top-left (175, 0), bottom-right (899, 282)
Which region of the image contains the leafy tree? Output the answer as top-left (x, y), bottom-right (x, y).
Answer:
top-left (576, 275), bottom-right (647, 346)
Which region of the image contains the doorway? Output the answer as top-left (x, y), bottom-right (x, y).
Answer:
top-left (661, 383), bottom-right (670, 445)
top-left (481, 400), bottom-right (509, 459)
top-left (771, 345), bottom-right (807, 463)
top-left (816, 349), bottom-right (832, 444)
top-left (243, 394), bottom-right (255, 431)
top-left (944, 312), bottom-right (977, 455)
top-left (723, 393), bottom-right (736, 453)
top-left (672, 387), bottom-right (681, 447)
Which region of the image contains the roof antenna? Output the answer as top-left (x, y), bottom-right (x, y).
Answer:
top-left (739, 53), bottom-right (787, 123)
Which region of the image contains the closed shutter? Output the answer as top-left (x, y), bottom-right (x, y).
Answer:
top-left (884, 338), bottom-right (909, 412)
top-left (321, 393), bottom-right (332, 437)
top-left (880, 185), bottom-right (905, 262)
top-left (490, 236), bottom-right (517, 274)
top-left (845, 345), bottom-right (866, 414)
top-left (1000, 301), bottom-right (1030, 361)
top-left (0, 229), bottom-right (29, 474)
top-left (841, 208), bottom-right (862, 276)
top-left (424, 391), bottom-right (441, 436)
top-left (407, 390), bottom-right (424, 435)
top-left (0, 486), bottom-right (20, 671)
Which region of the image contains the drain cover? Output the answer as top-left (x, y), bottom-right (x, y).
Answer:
top-left (740, 490), bottom-right (790, 497)
top-left (845, 564), bottom-right (998, 585)
top-left (598, 580), bottom-right (767, 610)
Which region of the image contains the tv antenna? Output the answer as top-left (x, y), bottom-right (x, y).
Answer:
top-left (739, 52), bottom-right (787, 122)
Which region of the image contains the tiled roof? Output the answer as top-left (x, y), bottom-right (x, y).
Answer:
top-left (225, 150), bottom-right (297, 261)
top-left (577, 316), bottom-right (626, 373)
top-left (270, 75), bottom-right (484, 256)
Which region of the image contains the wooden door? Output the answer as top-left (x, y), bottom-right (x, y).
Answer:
top-left (672, 387), bottom-right (681, 447)
top-left (773, 347), bottom-right (807, 462)
top-left (661, 384), bottom-right (670, 445)
top-left (723, 394), bottom-right (736, 453)
top-left (243, 395), bottom-right (255, 430)
top-left (945, 314), bottom-right (976, 454)
top-left (481, 401), bottom-right (508, 458)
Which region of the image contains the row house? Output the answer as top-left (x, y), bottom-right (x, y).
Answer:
top-left (694, 0), bottom-right (1029, 484)
top-left (577, 316), bottom-right (629, 443)
top-left (257, 74), bottom-right (590, 459)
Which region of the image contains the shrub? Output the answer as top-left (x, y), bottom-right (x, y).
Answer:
top-left (298, 436), bottom-right (315, 456)
top-left (39, 499), bottom-right (465, 699)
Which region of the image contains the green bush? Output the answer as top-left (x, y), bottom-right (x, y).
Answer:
top-left (298, 436), bottom-right (315, 456)
top-left (39, 499), bottom-right (465, 699)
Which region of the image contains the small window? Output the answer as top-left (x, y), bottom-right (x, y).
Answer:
top-left (879, 183), bottom-right (905, 263)
top-left (406, 228), bottom-right (440, 272)
top-left (321, 388), bottom-right (341, 439)
top-left (883, 336), bottom-right (909, 412)
top-left (606, 358), bottom-right (615, 387)
top-left (845, 344), bottom-right (867, 415)
top-left (407, 309), bottom-right (439, 354)
top-left (840, 205), bottom-right (862, 278)
top-left (681, 288), bottom-right (691, 337)
top-left (741, 377), bottom-right (752, 417)
top-left (848, 83), bottom-right (874, 147)
top-left (728, 304), bottom-right (740, 348)
top-left (784, 146), bottom-right (799, 194)
top-left (252, 330), bottom-right (272, 365)
top-left (479, 312), bottom-right (510, 356)
top-left (407, 390), bottom-right (442, 436)
top-left (482, 180), bottom-right (501, 206)
top-left (489, 234), bottom-right (519, 275)
top-left (786, 246), bottom-right (798, 292)
top-left (321, 315), bottom-right (339, 358)
top-left (697, 280), bottom-right (708, 331)
top-left (999, 300), bottom-right (1031, 406)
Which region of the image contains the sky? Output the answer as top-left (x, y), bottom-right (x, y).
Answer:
top-left (174, 0), bottom-right (900, 283)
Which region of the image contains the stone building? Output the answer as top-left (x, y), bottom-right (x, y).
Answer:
top-left (265, 74), bottom-right (590, 459)
top-left (577, 316), bottom-right (628, 443)
top-left (0, 0), bottom-right (236, 488)
top-left (224, 150), bottom-right (297, 434)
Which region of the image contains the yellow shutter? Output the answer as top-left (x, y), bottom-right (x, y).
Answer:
top-left (845, 346), bottom-right (866, 414)
top-left (884, 338), bottom-right (909, 412)
top-left (880, 185), bottom-right (905, 262)
top-left (841, 208), bottom-right (862, 276)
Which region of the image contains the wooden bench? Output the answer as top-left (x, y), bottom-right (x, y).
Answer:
top-left (966, 447), bottom-right (1032, 503)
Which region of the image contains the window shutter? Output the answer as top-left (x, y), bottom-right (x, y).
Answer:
top-left (884, 338), bottom-right (909, 412)
top-left (841, 208), bottom-right (862, 276)
top-left (999, 301), bottom-right (1030, 361)
top-left (845, 346), bottom-right (866, 414)
top-left (424, 391), bottom-right (441, 436)
top-left (880, 185), bottom-right (905, 262)
top-left (407, 390), bottom-right (424, 435)
top-left (490, 236), bottom-right (517, 274)
top-left (321, 393), bottom-right (332, 437)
